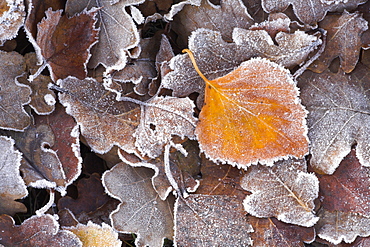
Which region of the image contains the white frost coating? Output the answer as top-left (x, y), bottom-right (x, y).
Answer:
top-left (0, 0), bottom-right (25, 45)
top-left (66, 125), bottom-right (83, 188)
top-left (36, 189), bottom-right (55, 216)
top-left (321, 0), bottom-right (348, 4)
top-left (242, 160), bottom-right (319, 227)
top-left (29, 179), bottom-right (57, 190)
top-left (44, 93), bottom-right (56, 106)
top-left (164, 0), bottom-right (202, 21)
top-left (130, 6), bottom-right (144, 24)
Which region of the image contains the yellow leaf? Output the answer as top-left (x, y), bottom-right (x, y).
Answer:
top-left (183, 49), bottom-right (309, 167)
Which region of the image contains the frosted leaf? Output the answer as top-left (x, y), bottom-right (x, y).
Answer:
top-left (261, 0), bottom-right (365, 24)
top-left (102, 162), bottom-right (174, 247)
top-left (66, 0), bottom-right (142, 71)
top-left (174, 194), bottom-right (253, 246)
top-left (63, 221), bottom-right (122, 247)
top-left (241, 159), bottom-right (319, 227)
top-left (309, 11), bottom-right (368, 73)
top-left (0, 214), bottom-right (82, 246)
top-left (0, 0), bottom-right (25, 45)
top-left (0, 136), bottom-right (28, 215)
top-left (164, 0), bottom-right (202, 21)
top-left (0, 51), bottom-right (31, 131)
top-left (316, 210), bottom-right (370, 245)
top-left (134, 96), bottom-right (197, 159)
top-left (171, 0), bottom-right (253, 47)
top-left (58, 76), bottom-right (140, 155)
top-left (162, 28), bottom-right (320, 106)
top-left (298, 66), bottom-right (370, 174)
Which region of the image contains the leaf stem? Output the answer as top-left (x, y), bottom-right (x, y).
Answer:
top-left (182, 49), bottom-right (212, 84)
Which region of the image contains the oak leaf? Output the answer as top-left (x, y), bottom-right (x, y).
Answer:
top-left (298, 65), bottom-right (370, 174)
top-left (174, 194), bottom-right (253, 246)
top-left (0, 51), bottom-right (31, 131)
top-left (241, 159), bottom-right (319, 227)
top-left (63, 221), bottom-right (122, 247)
top-left (162, 28), bottom-right (320, 107)
top-left (0, 0), bottom-right (25, 45)
top-left (0, 214), bottom-right (82, 246)
top-left (58, 76), bottom-right (141, 155)
top-left (261, 0), bottom-right (366, 24)
top-left (0, 136), bottom-right (28, 215)
top-left (35, 8), bottom-right (99, 81)
top-left (309, 11), bottom-right (368, 73)
top-left (102, 162), bottom-right (174, 247)
top-left (65, 0), bottom-right (142, 71)
top-left (184, 49), bottom-right (308, 167)
top-left (247, 216), bottom-right (316, 246)
top-left (171, 0), bottom-right (254, 47)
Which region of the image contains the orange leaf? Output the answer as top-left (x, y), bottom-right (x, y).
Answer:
top-left (183, 49), bottom-right (309, 167)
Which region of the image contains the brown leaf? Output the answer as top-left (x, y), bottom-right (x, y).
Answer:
top-left (174, 194), bottom-right (253, 246)
top-left (58, 76), bottom-right (141, 155)
top-left (0, 0), bottom-right (25, 45)
top-left (316, 209), bottom-right (370, 245)
top-left (309, 11), bottom-right (368, 73)
top-left (171, 0), bottom-right (254, 47)
top-left (298, 65), bottom-right (370, 174)
top-left (0, 214), bottom-right (82, 246)
top-left (196, 157), bottom-right (248, 200)
top-left (134, 96), bottom-right (197, 159)
top-left (65, 0), bottom-right (142, 70)
top-left (163, 28), bottom-right (320, 107)
top-left (34, 103), bottom-right (81, 187)
top-left (102, 162), bottom-right (174, 247)
top-left (35, 8), bottom-right (99, 81)
top-left (0, 51), bottom-right (31, 131)
top-left (241, 158), bottom-right (319, 227)
top-left (24, 0), bottom-right (65, 40)
top-left (261, 0), bottom-right (365, 24)
top-left (63, 221), bottom-right (122, 247)
top-left (58, 173), bottom-right (119, 219)
top-left (0, 136), bottom-right (27, 215)
top-left (248, 216), bottom-right (315, 246)
top-left (318, 149), bottom-right (370, 216)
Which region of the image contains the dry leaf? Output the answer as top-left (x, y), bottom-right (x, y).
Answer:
top-left (65, 0), bottom-right (142, 71)
top-left (174, 194), bottom-right (253, 246)
top-left (185, 50), bottom-right (308, 167)
top-left (316, 210), bottom-right (370, 245)
top-left (171, 0), bottom-right (254, 47)
top-left (241, 159), bottom-right (319, 227)
top-left (0, 0), bottom-right (25, 45)
top-left (248, 216), bottom-right (316, 246)
top-left (163, 28), bottom-right (320, 107)
top-left (0, 136), bottom-right (27, 215)
top-left (318, 149), bottom-right (370, 216)
top-left (298, 65), bottom-right (370, 174)
top-left (35, 8), bottom-right (99, 81)
top-left (134, 96), bottom-right (197, 159)
top-left (0, 51), bottom-right (31, 131)
top-left (63, 221), bottom-right (122, 247)
top-left (0, 214), bottom-right (82, 246)
top-left (58, 76), bottom-right (141, 155)
top-left (102, 162), bottom-right (174, 247)
top-left (261, 0), bottom-right (366, 24)
top-left (309, 11), bottom-right (368, 73)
